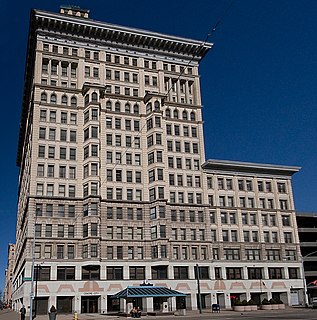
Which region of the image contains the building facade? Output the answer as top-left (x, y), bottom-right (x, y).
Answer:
top-left (3, 243), bottom-right (16, 307)
top-left (296, 212), bottom-right (317, 302)
top-left (12, 6), bottom-right (303, 315)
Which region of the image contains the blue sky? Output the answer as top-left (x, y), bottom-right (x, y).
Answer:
top-left (1, 0), bottom-right (317, 291)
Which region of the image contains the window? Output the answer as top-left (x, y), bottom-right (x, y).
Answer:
top-left (174, 267), bottom-right (188, 279)
top-left (37, 266), bottom-right (51, 281)
top-left (107, 267), bottom-right (123, 280)
top-left (224, 249), bottom-right (240, 260)
top-left (282, 215), bottom-right (291, 226)
top-left (280, 200), bottom-right (288, 210)
top-left (266, 249), bottom-right (280, 261)
top-left (248, 268), bottom-right (262, 279)
top-left (82, 265), bottom-right (100, 280)
top-left (152, 266), bottom-right (168, 280)
top-left (226, 268), bottom-right (242, 280)
top-left (57, 267), bottom-right (75, 280)
top-left (277, 182), bottom-right (286, 193)
top-left (268, 268), bottom-right (283, 279)
top-left (57, 245), bottom-right (64, 259)
top-left (129, 267), bottom-right (145, 280)
top-left (246, 249), bottom-right (260, 260)
top-left (284, 232), bottom-right (292, 243)
top-left (67, 245), bottom-right (75, 259)
top-left (288, 267), bottom-right (299, 279)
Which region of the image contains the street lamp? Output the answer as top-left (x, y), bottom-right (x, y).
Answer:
top-left (195, 264), bottom-right (202, 314)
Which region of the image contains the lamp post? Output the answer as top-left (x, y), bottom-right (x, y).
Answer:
top-left (195, 264), bottom-right (202, 314)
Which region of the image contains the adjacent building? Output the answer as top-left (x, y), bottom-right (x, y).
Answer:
top-left (12, 6), bottom-right (304, 315)
top-left (3, 243), bottom-right (16, 307)
top-left (296, 211), bottom-right (317, 302)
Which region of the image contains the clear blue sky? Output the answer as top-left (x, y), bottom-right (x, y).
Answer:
top-left (1, 0), bottom-right (317, 291)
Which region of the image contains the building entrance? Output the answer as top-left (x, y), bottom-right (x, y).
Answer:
top-left (81, 296), bottom-right (99, 313)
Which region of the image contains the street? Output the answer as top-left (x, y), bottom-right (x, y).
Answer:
top-left (0, 308), bottom-right (316, 320)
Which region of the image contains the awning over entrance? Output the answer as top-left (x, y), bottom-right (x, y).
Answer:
top-left (111, 286), bottom-right (186, 299)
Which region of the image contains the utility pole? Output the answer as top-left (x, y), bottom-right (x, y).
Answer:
top-left (196, 264), bottom-right (202, 314)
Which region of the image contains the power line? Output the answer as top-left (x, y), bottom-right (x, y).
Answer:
top-left (98, 0), bottom-right (236, 189)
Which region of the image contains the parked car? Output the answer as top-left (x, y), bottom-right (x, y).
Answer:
top-left (312, 297), bottom-right (317, 308)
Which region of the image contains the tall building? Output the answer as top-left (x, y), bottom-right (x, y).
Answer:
top-left (12, 6), bottom-right (304, 315)
top-left (3, 243), bottom-right (15, 307)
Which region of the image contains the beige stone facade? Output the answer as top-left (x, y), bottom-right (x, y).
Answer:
top-left (13, 6), bottom-right (304, 315)
top-left (4, 243), bottom-right (15, 306)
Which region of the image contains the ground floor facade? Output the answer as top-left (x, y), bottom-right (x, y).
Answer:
top-left (12, 260), bottom-right (305, 315)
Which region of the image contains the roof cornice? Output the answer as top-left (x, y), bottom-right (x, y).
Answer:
top-left (33, 10), bottom-right (212, 59)
top-left (202, 159), bottom-right (301, 177)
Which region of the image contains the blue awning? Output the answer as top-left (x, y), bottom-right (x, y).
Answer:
top-left (111, 286), bottom-right (186, 299)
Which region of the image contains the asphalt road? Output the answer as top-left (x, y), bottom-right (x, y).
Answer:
top-left (0, 308), bottom-right (316, 320)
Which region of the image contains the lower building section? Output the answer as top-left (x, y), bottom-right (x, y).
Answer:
top-left (12, 260), bottom-right (305, 315)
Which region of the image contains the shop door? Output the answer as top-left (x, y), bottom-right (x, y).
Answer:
top-left (34, 297), bottom-right (48, 315)
top-left (81, 296), bottom-right (99, 313)
top-left (57, 296), bottom-right (73, 313)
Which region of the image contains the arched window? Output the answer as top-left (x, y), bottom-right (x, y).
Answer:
top-left (41, 92), bottom-right (47, 102)
top-left (173, 109), bottom-right (179, 119)
top-left (125, 103), bottom-right (131, 114)
top-left (84, 95), bottom-right (89, 106)
top-left (182, 110), bottom-right (188, 120)
top-left (61, 95), bottom-right (68, 105)
top-left (133, 103), bottom-right (139, 114)
top-left (190, 111), bottom-right (196, 121)
top-left (165, 108), bottom-right (171, 118)
top-left (154, 100), bottom-right (160, 111)
top-left (71, 96), bottom-right (77, 107)
top-left (106, 100), bottom-right (112, 111)
top-left (115, 101), bottom-right (121, 112)
top-left (50, 93), bottom-right (57, 104)
top-left (91, 92), bottom-right (98, 103)
top-left (146, 102), bottom-right (152, 114)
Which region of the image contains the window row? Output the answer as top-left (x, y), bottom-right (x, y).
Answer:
top-left (165, 108), bottom-right (196, 121)
top-left (105, 206), bottom-right (143, 220)
top-left (29, 264), bottom-right (300, 282)
top-left (35, 224), bottom-right (75, 238)
top-left (105, 151), bottom-right (142, 165)
top-left (105, 100), bottom-right (140, 114)
top-left (38, 145), bottom-right (76, 160)
top-left (39, 109), bottom-right (77, 124)
top-left (41, 78), bottom-right (77, 88)
top-left (39, 127), bottom-right (77, 142)
top-left (105, 134), bottom-right (142, 148)
top-left (167, 156), bottom-right (200, 170)
top-left (166, 123), bottom-right (198, 137)
top-left (104, 85), bottom-right (139, 97)
top-left (42, 59), bottom-right (78, 78)
top-left (104, 187), bottom-right (144, 201)
top-left (209, 176), bottom-right (287, 194)
top-left (105, 169), bottom-right (142, 184)
top-left (37, 163), bottom-right (76, 179)
top-left (36, 183), bottom-right (76, 197)
top-left (169, 173), bottom-right (201, 188)
top-left (218, 195), bottom-right (289, 210)
top-left (36, 203), bottom-right (76, 217)
top-left (40, 92), bottom-right (77, 107)
top-left (42, 45), bottom-right (193, 74)
top-left (105, 116), bottom-right (143, 132)
top-left (169, 191), bottom-right (202, 204)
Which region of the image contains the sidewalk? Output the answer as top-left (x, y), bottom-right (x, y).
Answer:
top-left (0, 307), bottom-right (306, 320)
